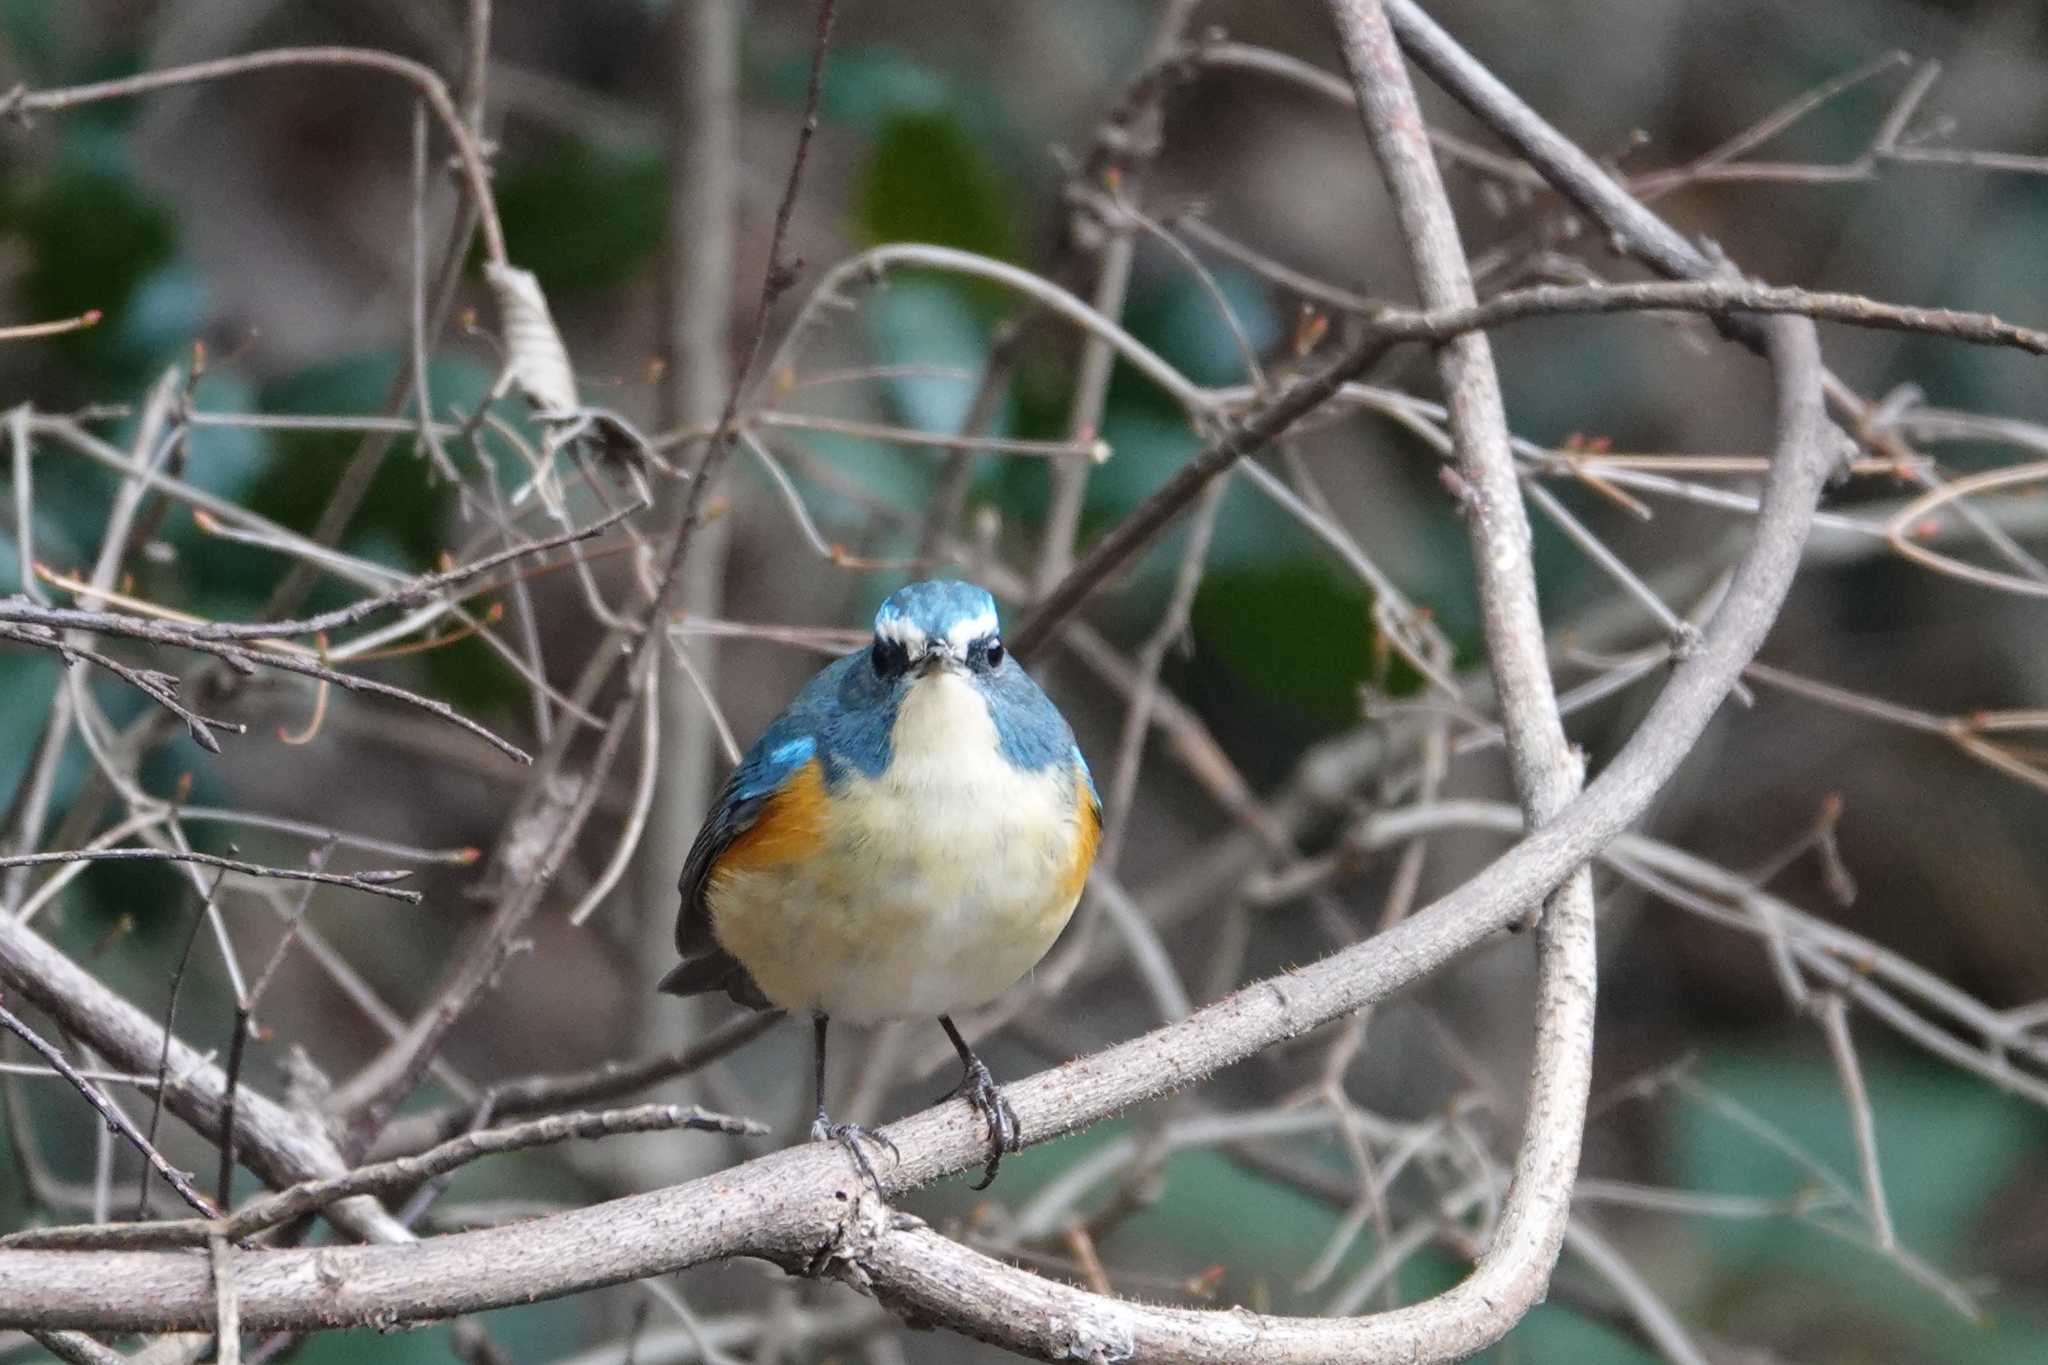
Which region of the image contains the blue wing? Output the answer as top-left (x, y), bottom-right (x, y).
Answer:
top-left (660, 652), bottom-right (859, 1006)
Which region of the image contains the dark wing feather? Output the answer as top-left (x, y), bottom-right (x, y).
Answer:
top-left (660, 778), bottom-right (776, 1008)
top-left (672, 786), bottom-right (753, 958)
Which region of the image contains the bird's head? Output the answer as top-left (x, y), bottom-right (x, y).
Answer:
top-left (869, 579), bottom-right (1007, 683)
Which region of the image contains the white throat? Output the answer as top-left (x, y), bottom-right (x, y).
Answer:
top-left (890, 668), bottom-right (999, 773)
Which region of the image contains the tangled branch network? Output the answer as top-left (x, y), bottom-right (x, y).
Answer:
top-left (2, 1), bottom-right (2047, 1361)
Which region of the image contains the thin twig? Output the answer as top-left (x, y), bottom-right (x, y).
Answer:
top-left (1814, 993), bottom-right (1896, 1251)
top-left (1366, 278), bottom-right (2048, 356)
top-left (0, 621), bottom-right (245, 754)
top-left (324, 0), bottom-right (841, 1156)
top-left (367, 1010), bottom-right (780, 1158)
top-left (3, 46), bottom-right (505, 263)
top-left (0, 600), bottom-right (531, 763)
top-left (139, 866), bottom-right (225, 1219)
top-left (0, 847), bottom-right (420, 905)
top-left (211, 1232), bottom-right (242, 1365)
top-left (0, 997), bottom-right (217, 1218)
top-left (567, 658), bottom-right (662, 926)
top-left (753, 410), bottom-right (1107, 459)
top-left (151, 499), bottom-right (645, 643)
top-left (1009, 329), bottom-right (1395, 656)
top-left (1035, 0), bottom-right (1204, 592)
top-left (1560, 1219), bottom-right (1710, 1365)
top-left (0, 310), bottom-right (103, 342)
top-left (407, 99), bottom-right (462, 484)
top-left (215, 1002), bottom-right (252, 1214)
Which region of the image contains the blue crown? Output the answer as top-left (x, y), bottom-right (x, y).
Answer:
top-left (873, 580), bottom-right (1000, 642)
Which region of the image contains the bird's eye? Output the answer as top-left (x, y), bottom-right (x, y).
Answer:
top-left (984, 638), bottom-right (1005, 668)
top-left (871, 638), bottom-right (908, 677)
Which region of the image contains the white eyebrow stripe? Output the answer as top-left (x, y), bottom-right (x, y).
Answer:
top-left (944, 611), bottom-right (998, 653)
top-left (875, 615), bottom-right (928, 651)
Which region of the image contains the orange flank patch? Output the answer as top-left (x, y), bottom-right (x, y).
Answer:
top-left (1057, 772), bottom-right (1103, 908)
top-left (712, 759), bottom-right (828, 879)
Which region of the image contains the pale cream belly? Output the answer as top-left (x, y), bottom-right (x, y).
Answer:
top-left (708, 734), bottom-right (1086, 1022)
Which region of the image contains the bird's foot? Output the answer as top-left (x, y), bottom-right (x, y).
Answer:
top-left (811, 1113), bottom-right (898, 1195)
top-left (939, 1055), bottom-right (1020, 1190)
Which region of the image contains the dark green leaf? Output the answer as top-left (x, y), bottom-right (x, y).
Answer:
top-left (857, 110), bottom-right (1018, 264)
top-left (3, 153), bottom-right (176, 380)
top-left (496, 145), bottom-right (666, 294)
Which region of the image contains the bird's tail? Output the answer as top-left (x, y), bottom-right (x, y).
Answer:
top-left (657, 949), bottom-right (774, 1011)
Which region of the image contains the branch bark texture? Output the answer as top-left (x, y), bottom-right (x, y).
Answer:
top-left (1323, 0), bottom-right (1590, 1352)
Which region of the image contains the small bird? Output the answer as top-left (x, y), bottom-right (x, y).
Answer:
top-left (661, 580), bottom-right (1100, 1188)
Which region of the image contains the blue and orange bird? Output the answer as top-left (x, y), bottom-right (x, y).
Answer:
top-left (661, 580), bottom-right (1100, 1187)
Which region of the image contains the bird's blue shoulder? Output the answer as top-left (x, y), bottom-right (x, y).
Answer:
top-left (723, 658), bottom-right (838, 805)
top-left (719, 649), bottom-right (898, 809)
top-left (982, 658), bottom-right (1086, 783)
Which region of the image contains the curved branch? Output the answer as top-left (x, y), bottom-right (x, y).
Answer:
top-left (4, 47), bottom-right (506, 264)
top-left (748, 243), bottom-right (1210, 417)
top-left (1309, 2), bottom-right (1589, 1354)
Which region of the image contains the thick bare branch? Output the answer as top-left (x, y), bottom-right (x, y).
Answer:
top-left (1326, 2), bottom-right (1591, 1354)
top-left (6, 1103), bottom-right (764, 1251)
top-left (5, 6), bottom-right (2017, 1360)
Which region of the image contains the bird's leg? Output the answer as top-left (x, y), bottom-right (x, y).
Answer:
top-left (938, 1015), bottom-right (1020, 1189)
top-left (808, 1013), bottom-right (897, 1193)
